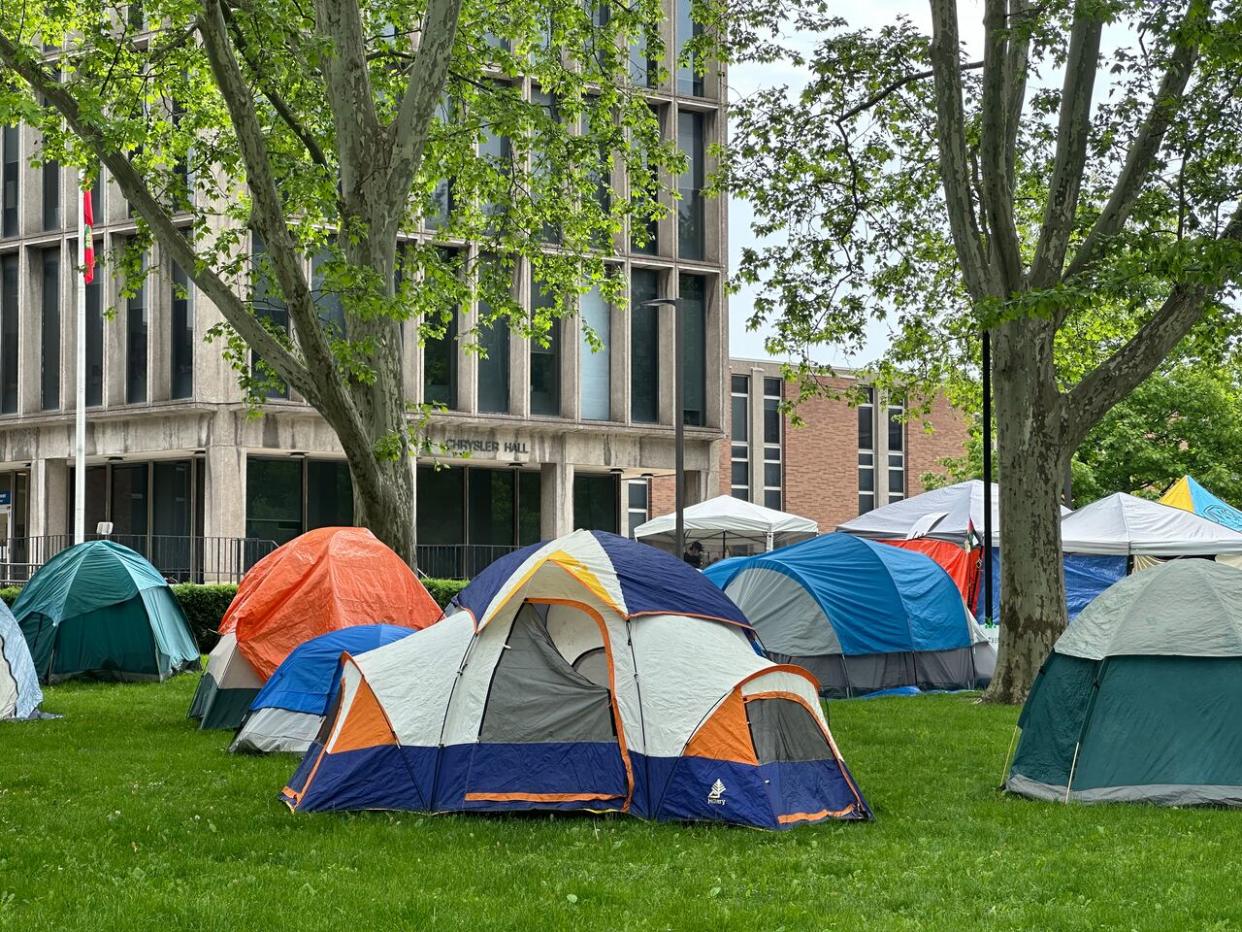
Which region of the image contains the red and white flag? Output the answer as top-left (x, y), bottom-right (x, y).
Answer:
top-left (82, 189), bottom-right (95, 284)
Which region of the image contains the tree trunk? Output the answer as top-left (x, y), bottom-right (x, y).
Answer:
top-left (353, 454), bottom-right (416, 565)
top-left (983, 317), bottom-right (1069, 703)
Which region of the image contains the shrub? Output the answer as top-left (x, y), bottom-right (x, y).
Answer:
top-left (170, 584), bottom-right (238, 651)
top-left (0, 586), bottom-right (20, 607)
top-left (423, 577), bottom-right (468, 608)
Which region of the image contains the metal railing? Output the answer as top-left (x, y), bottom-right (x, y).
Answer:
top-left (414, 543), bottom-right (521, 580)
top-left (0, 535), bottom-right (279, 586)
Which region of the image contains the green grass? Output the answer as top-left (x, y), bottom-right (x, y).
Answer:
top-left (3, 680), bottom-right (1241, 931)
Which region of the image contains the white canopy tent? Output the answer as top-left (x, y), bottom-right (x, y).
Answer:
top-left (633, 495), bottom-right (818, 553)
top-left (1060, 492), bottom-right (1242, 557)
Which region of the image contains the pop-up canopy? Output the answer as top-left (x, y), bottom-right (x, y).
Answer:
top-left (1060, 492), bottom-right (1242, 556)
top-left (633, 495), bottom-right (817, 551)
top-left (838, 480), bottom-right (1005, 546)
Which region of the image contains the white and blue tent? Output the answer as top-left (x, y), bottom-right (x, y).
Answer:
top-left (1, 600), bottom-right (42, 720)
top-left (705, 533), bottom-right (994, 698)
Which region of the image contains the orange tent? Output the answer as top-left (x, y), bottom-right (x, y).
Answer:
top-left (219, 527), bottom-right (440, 679)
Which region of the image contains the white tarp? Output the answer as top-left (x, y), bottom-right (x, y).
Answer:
top-left (634, 495), bottom-right (817, 544)
top-left (1060, 492), bottom-right (1242, 556)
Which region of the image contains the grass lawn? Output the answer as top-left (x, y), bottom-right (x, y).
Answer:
top-left (2, 678), bottom-right (1239, 931)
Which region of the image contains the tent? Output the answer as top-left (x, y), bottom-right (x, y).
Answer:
top-left (633, 495), bottom-right (817, 555)
top-left (704, 533), bottom-right (994, 698)
top-left (13, 541), bottom-right (199, 683)
top-left (1, 600), bottom-right (42, 719)
top-left (1007, 560), bottom-right (1242, 806)
top-left (1159, 475), bottom-right (1242, 533)
top-left (281, 530), bottom-right (871, 829)
top-left (231, 624), bottom-right (415, 754)
top-left (190, 527), bottom-right (440, 730)
top-left (1060, 492), bottom-right (1242, 556)
top-left (836, 480), bottom-right (1008, 546)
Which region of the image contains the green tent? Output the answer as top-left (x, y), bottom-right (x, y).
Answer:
top-left (13, 541), bottom-right (200, 683)
top-left (1007, 559), bottom-right (1242, 806)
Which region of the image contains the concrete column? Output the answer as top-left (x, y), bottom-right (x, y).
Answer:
top-left (657, 283), bottom-right (676, 425)
top-left (540, 460), bottom-right (573, 538)
top-left (203, 439), bottom-right (247, 540)
top-left (28, 457), bottom-right (69, 538)
top-left (562, 311), bottom-right (580, 420)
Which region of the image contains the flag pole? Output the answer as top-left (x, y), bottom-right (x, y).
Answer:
top-left (74, 172), bottom-right (87, 545)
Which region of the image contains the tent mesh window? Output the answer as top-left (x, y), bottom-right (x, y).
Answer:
top-left (745, 698), bottom-right (834, 764)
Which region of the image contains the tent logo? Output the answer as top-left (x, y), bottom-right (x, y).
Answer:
top-left (707, 779), bottom-right (727, 805)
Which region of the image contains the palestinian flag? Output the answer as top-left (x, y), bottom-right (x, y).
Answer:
top-left (965, 518), bottom-right (981, 552)
top-left (83, 189), bottom-right (95, 284)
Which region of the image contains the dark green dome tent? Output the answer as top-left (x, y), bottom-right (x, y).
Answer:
top-left (14, 541), bottom-right (200, 683)
top-left (1006, 560), bottom-right (1242, 806)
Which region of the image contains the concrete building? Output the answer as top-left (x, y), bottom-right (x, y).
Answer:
top-left (0, 8), bottom-right (728, 581)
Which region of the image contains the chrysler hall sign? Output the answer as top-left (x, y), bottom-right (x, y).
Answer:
top-left (442, 437), bottom-right (530, 454)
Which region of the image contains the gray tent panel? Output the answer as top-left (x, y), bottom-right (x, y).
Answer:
top-left (746, 698), bottom-right (834, 764)
top-left (479, 603), bottom-right (615, 744)
top-left (725, 567), bottom-right (841, 656)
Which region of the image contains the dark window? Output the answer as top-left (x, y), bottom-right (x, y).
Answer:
top-left (676, 0), bottom-right (704, 96)
top-left (518, 471), bottom-right (542, 545)
top-left (574, 473), bottom-right (619, 534)
top-left (126, 263), bottom-right (147, 403)
top-left (858, 392), bottom-right (874, 450)
top-left (2, 126), bottom-right (18, 237)
top-left (763, 398), bottom-right (781, 444)
top-left (127, 1), bottom-right (145, 32)
top-left (245, 458), bottom-right (303, 545)
top-left (631, 105), bottom-right (662, 255)
top-left (477, 310), bottom-right (510, 414)
top-left (530, 279), bottom-right (560, 416)
top-left (0, 253), bottom-right (17, 412)
top-left (626, 479), bottom-right (649, 537)
top-left (469, 468), bottom-right (516, 546)
top-left (423, 256), bottom-right (459, 409)
top-left (678, 274), bottom-right (706, 426)
top-left (677, 111), bottom-right (705, 260)
top-left (111, 464), bottom-right (149, 538)
top-left (888, 405), bottom-right (904, 450)
top-left (251, 235), bottom-right (289, 399)
top-left (480, 122), bottom-right (512, 221)
top-left (731, 394), bottom-right (748, 441)
top-left (42, 158), bottom-right (59, 230)
top-left (41, 248), bottom-right (60, 410)
top-left (532, 90), bottom-right (562, 244)
top-left (764, 463), bottom-right (782, 487)
top-left (311, 247), bottom-right (346, 337)
top-left (764, 490), bottom-right (782, 510)
top-left (427, 97), bottom-right (454, 229)
top-left (307, 460), bottom-right (354, 529)
top-left (630, 268), bottom-right (659, 422)
top-left (417, 465), bottom-right (465, 546)
top-left (171, 262), bottom-right (193, 399)
top-left (580, 285), bottom-right (610, 421)
top-left (85, 270), bottom-right (102, 406)
top-left (731, 375), bottom-right (749, 393)
top-left (731, 462), bottom-right (748, 486)
top-left (629, 26), bottom-right (657, 88)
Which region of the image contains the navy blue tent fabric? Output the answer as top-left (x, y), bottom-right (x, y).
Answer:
top-left (1064, 555), bottom-right (1127, 620)
top-left (250, 625), bottom-right (415, 716)
top-left (974, 548), bottom-right (1001, 622)
top-left (706, 533), bottom-right (972, 655)
top-left (448, 541), bottom-right (544, 622)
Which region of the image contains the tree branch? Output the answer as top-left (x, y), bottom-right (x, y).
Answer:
top-left (1063, 0), bottom-right (1205, 281)
top-left (1064, 207), bottom-right (1242, 446)
top-left (1002, 0), bottom-right (1034, 189)
top-left (978, 0), bottom-right (1026, 292)
top-left (927, 0), bottom-right (996, 301)
top-left (836, 59), bottom-right (983, 123)
top-left (0, 27), bottom-right (314, 398)
top-left (1029, 4), bottom-right (1103, 288)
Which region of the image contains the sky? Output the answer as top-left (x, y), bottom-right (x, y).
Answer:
top-left (725, 2), bottom-right (986, 366)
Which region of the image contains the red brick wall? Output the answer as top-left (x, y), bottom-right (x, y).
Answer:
top-left (906, 392), bottom-right (970, 496)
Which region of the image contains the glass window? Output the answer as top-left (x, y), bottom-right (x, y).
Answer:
top-left (676, 0), bottom-right (704, 96)
top-left (307, 460), bottom-right (354, 529)
top-left (731, 395), bottom-right (748, 442)
top-left (626, 479), bottom-right (649, 538)
top-left (731, 375), bottom-right (749, 394)
top-left (764, 463), bottom-right (782, 487)
top-left (888, 405), bottom-right (904, 450)
top-left (427, 97), bottom-right (454, 229)
top-left (677, 110), bottom-right (705, 260)
top-left (764, 490), bottom-right (782, 510)
top-left (518, 470), bottom-right (542, 545)
top-left (41, 248), bottom-right (60, 410)
top-left (763, 398), bottom-right (780, 444)
top-left (2, 126), bottom-right (18, 238)
top-left (245, 458), bottom-right (303, 545)
top-left (532, 90), bottom-right (562, 244)
top-left (0, 253), bottom-right (17, 412)
top-left (574, 473), bottom-right (619, 533)
top-left (468, 468), bottom-right (516, 546)
top-left (477, 310), bottom-right (510, 415)
top-left (858, 389), bottom-right (874, 451)
top-left (42, 158), bottom-right (59, 230)
top-left (111, 464), bottom-right (149, 538)
top-left (251, 235), bottom-right (289, 399)
top-left (629, 25), bottom-right (656, 89)
top-left (630, 268), bottom-right (659, 422)
top-left (631, 105), bottom-right (662, 255)
top-left (152, 461), bottom-right (191, 538)
top-left (126, 261), bottom-right (147, 403)
top-left (887, 400), bottom-right (905, 501)
top-left (417, 465), bottom-right (465, 546)
top-left (480, 120), bottom-right (512, 221)
top-left (678, 274), bottom-right (706, 426)
top-left (86, 270), bottom-right (103, 406)
top-left (171, 262), bottom-right (193, 399)
top-left (423, 252), bottom-right (459, 409)
top-left (311, 248), bottom-right (346, 336)
top-left (530, 278), bottom-right (560, 417)
top-left (731, 462), bottom-right (748, 485)
top-left (580, 284), bottom-right (610, 421)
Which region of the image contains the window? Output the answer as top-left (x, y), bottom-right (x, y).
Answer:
top-left (580, 284), bottom-right (610, 420)
top-left (529, 278), bottom-right (560, 417)
top-left (630, 105), bottom-right (662, 255)
top-left (423, 250), bottom-right (459, 408)
top-left (480, 118), bottom-right (512, 222)
top-left (41, 248), bottom-right (60, 410)
top-left (311, 247), bottom-right (346, 337)
top-left (427, 97), bottom-right (454, 229)
top-left (0, 253), bottom-right (17, 412)
top-left (86, 268), bottom-right (102, 406)
top-left (630, 268), bottom-right (659, 422)
top-left (307, 460), bottom-right (354, 529)
top-left (171, 99), bottom-right (189, 208)
top-left (251, 235), bottom-right (289, 399)
top-left (626, 479), bottom-right (649, 537)
top-left (531, 90), bottom-right (561, 244)
top-left (127, 1), bottom-right (145, 32)
top-left (171, 262), bottom-right (193, 399)
top-left (518, 471), bottom-right (541, 545)
top-left (126, 260), bottom-right (147, 403)
top-left (762, 377), bottom-right (782, 509)
top-left (245, 458), bottom-right (303, 546)
top-left (42, 156), bottom-right (59, 230)
top-left (858, 388), bottom-right (875, 514)
top-left (574, 473), bottom-right (619, 534)
top-left (676, 0), bottom-right (704, 96)
top-left (677, 110), bottom-right (706, 261)
top-left (417, 465), bottom-right (465, 546)
top-left (629, 25), bottom-right (657, 89)
top-left (887, 399), bottom-right (906, 502)
top-left (111, 464), bottom-right (150, 538)
top-left (477, 299), bottom-right (510, 415)
top-left (678, 274), bottom-right (706, 426)
top-left (731, 375), bottom-right (749, 500)
top-left (2, 126), bottom-right (18, 237)
top-left (416, 465), bottom-right (540, 553)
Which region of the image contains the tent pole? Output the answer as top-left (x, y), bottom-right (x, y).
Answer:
top-left (981, 328), bottom-right (994, 624)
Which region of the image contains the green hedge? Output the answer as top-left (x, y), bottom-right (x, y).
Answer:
top-left (1, 578), bottom-right (468, 653)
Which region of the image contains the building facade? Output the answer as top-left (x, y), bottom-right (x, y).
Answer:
top-left (0, 8), bottom-right (728, 581)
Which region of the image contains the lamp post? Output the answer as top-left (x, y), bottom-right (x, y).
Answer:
top-left (981, 328), bottom-right (993, 625)
top-left (641, 297), bottom-right (686, 561)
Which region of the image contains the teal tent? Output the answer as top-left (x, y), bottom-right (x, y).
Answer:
top-left (1007, 560), bottom-right (1242, 806)
top-left (13, 541), bottom-right (200, 683)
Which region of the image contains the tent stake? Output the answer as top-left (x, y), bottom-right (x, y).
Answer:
top-left (1064, 740), bottom-right (1082, 805)
top-left (999, 724), bottom-right (1019, 789)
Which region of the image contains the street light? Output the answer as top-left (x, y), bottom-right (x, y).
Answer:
top-left (641, 297), bottom-right (687, 562)
top-left (981, 328), bottom-right (994, 625)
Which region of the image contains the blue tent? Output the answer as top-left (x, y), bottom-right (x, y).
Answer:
top-left (230, 624), bottom-right (416, 753)
top-left (706, 533), bottom-right (994, 698)
top-left (1161, 475), bottom-right (1242, 533)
